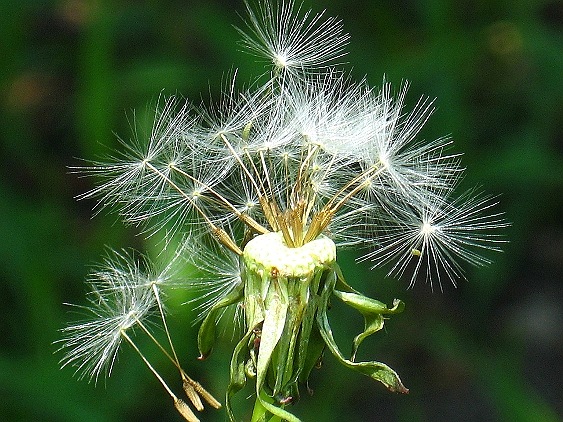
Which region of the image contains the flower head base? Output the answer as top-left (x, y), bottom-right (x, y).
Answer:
top-left (243, 233), bottom-right (338, 409)
top-left (198, 231), bottom-right (407, 420)
top-left (62, 1), bottom-right (507, 421)
top-left (243, 231), bottom-right (336, 279)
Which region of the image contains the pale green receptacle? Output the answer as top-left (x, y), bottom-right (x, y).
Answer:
top-left (243, 231), bottom-right (336, 279)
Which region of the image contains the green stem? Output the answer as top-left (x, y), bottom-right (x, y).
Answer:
top-left (250, 390), bottom-right (281, 422)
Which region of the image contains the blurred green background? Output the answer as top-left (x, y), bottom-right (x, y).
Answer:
top-left (0, 0), bottom-right (561, 421)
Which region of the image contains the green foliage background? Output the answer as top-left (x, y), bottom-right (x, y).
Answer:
top-left (0, 0), bottom-right (561, 421)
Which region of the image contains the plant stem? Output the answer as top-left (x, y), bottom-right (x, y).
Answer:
top-left (250, 391), bottom-right (282, 422)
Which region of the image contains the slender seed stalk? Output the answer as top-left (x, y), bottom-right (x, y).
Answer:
top-left (151, 284), bottom-right (181, 364)
top-left (219, 134), bottom-right (262, 196)
top-left (303, 163), bottom-right (386, 243)
top-left (120, 330), bottom-right (176, 399)
top-left (170, 164), bottom-right (268, 234)
top-left (144, 161), bottom-right (243, 255)
top-left (133, 315), bottom-right (221, 411)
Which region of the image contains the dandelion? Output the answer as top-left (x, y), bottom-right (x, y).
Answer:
top-left (61, 1), bottom-right (507, 421)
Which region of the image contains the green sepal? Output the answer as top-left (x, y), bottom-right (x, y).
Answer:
top-left (227, 328), bottom-right (253, 421)
top-left (295, 270), bottom-right (327, 386)
top-left (275, 270), bottom-right (323, 401)
top-left (332, 262), bottom-right (361, 294)
top-left (256, 279), bottom-right (288, 392)
top-left (316, 274), bottom-right (408, 394)
top-left (250, 389), bottom-right (300, 422)
top-left (254, 279), bottom-right (301, 421)
top-left (333, 291), bottom-right (404, 361)
top-left (297, 322), bottom-right (325, 386)
top-left (256, 392), bottom-right (301, 422)
top-left (197, 285), bottom-right (244, 360)
top-left (333, 290), bottom-right (404, 315)
top-left (316, 306), bottom-right (408, 393)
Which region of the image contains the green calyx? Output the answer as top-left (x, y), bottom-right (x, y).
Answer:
top-left (240, 232), bottom-right (336, 422)
top-left (197, 232), bottom-right (408, 422)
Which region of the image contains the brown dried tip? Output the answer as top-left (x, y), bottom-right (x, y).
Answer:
top-left (387, 383), bottom-right (409, 394)
top-left (174, 398), bottom-right (200, 422)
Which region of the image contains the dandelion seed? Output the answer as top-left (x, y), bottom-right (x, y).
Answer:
top-left (120, 329), bottom-right (201, 422)
top-left (353, 81), bottom-right (462, 206)
top-left (174, 398), bottom-right (200, 422)
top-left (237, 0), bottom-right (349, 76)
top-left (58, 252), bottom-right (157, 382)
top-left (362, 189), bottom-right (509, 290)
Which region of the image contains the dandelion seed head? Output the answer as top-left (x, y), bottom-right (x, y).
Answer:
top-left (67, 1), bottom-right (509, 418)
top-left (362, 189), bottom-right (508, 289)
top-left (379, 151), bottom-right (390, 169)
top-left (75, 0), bottom-right (507, 305)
